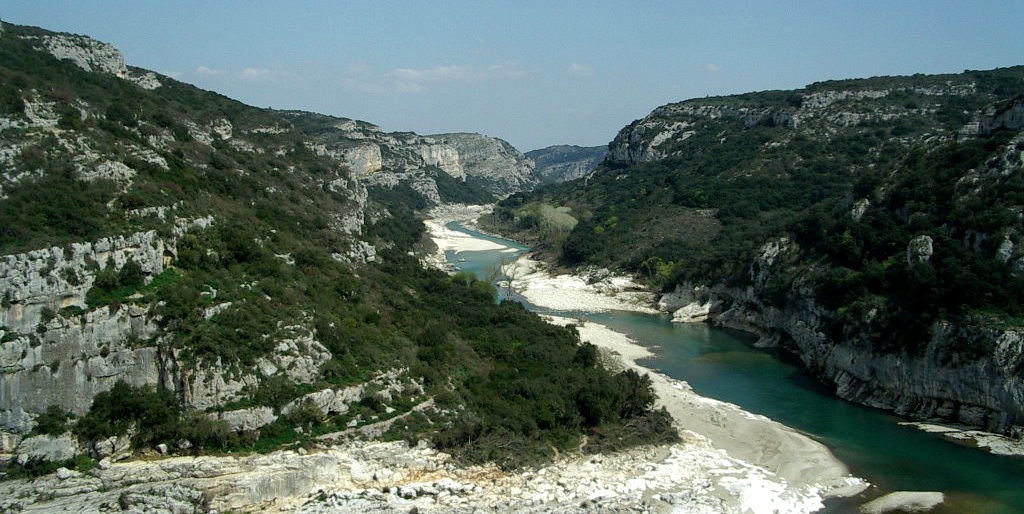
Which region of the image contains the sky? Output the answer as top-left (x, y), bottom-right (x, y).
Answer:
top-left (3, 1), bottom-right (1023, 151)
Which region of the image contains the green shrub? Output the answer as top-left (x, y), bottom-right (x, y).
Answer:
top-left (74, 381), bottom-right (181, 446)
top-left (31, 405), bottom-right (71, 436)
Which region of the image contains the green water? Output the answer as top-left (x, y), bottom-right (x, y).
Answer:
top-left (444, 222), bottom-right (1024, 513)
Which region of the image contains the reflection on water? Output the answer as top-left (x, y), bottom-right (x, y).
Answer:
top-left (443, 222), bottom-right (1024, 514)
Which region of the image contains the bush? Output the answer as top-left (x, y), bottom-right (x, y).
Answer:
top-left (32, 405), bottom-right (71, 436)
top-left (74, 381), bottom-right (181, 447)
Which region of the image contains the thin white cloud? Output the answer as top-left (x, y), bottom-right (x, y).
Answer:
top-left (196, 65), bottom-right (226, 76)
top-left (706, 63), bottom-right (721, 73)
top-left (388, 65), bottom-right (471, 83)
top-left (567, 62), bottom-right (595, 78)
top-left (379, 63), bottom-right (526, 93)
top-left (240, 67), bottom-right (272, 81)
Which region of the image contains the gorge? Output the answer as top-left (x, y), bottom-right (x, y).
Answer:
top-left (0, 17), bottom-right (1023, 514)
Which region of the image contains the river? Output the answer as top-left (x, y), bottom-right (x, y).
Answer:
top-left (444, 221), bottom-right (1024, 514)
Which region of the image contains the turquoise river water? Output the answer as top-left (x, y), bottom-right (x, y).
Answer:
top-left (444, 222), bottom-right (1024, 513)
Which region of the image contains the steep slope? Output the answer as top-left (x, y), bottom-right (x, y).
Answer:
top-left (427, 132), bottom-right (538, 195)
top-left (492, 67), bottom-right (1024, 435)
top-left (279, 111), bottom-right (538, 204)
top-left (526, 144), bottom-right (607, 183)
top-left (0, 21), bottom-right (672, 475)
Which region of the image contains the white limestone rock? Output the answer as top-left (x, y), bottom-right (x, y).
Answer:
top-left (78, 159), bottom-right (136, 183)
top-left (38, 33), bottom-right (128, 77)
top-left (427, 132), bottom-right (538, 196)
top-left (658, 283), bottom-right (702, 313)
top-left (180, 357), bottom-right (258, 411)
top-left (215, 407), bottom-right (278, 432)
top-left (672, 300), bottom-right (720, 323)
top-left (92, 433), bottom-right (132, 459)
top-left (850, 198), bottom-right (870, 221)
top-left (859, 491), bottom-right (944, 514)
top-left (749, 237), bottom-right (791, 287)
top-left (15, 433), bottom-right (79, 464)
top-left (128, 70), bottom-right (162, 90)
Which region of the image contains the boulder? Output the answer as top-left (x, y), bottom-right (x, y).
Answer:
top-left (15, 434), bottom-right (79, 464)
top-left (859, 491), bottom-right (944, 514)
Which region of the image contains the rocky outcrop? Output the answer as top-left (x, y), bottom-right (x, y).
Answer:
top-left (5, 22), bottom-right (162, 90)
top-left (0, 230), bottom-right (165, 333)
top-left (526, 145), bottom-right (607, 183)
top-left (0, 305), bottom-right (163, 429)
top-left (906, 235), bottom-right (934, 264)
top-left (38, 32), bottom-right (128, 77)
top-left (969, 97), bottom-right (1024, 137)
top-left (414, 142), bottom-right (464, 179)
top-left (0, 225), bottom-right (339, 435)
top-left (12, 433), bottom-right (79, 464)
top-left (427, 133), bottom-right (537, 196)
top-left (660, 238), bottom-right (1024, 437)
top-left (284, 112), bottom-right (535, 202)
top-left (338, 143), bottom-right (383, 175)
top-left (0, 230), bottom-right (169, 435)
top-left (606, 80), bottom-right (986, 167)
top-left (215, 407), bottom-right (277, 432)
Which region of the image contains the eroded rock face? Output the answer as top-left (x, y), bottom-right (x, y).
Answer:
top-left (215, 407), bottom-right (277, 432)
top-left (14, 434), bottom-right (79, 465)
top-left (668, 238), bottom-right (1024, 436)
top-left (0, 231), bottom-right (172, 432)
top-left (39, 33), bottom-right (128, 77)
top-left (0, 231), bottom-right (165, 333)
top-left (0, 306), bottom-right (164, 428)
top-left (284, 111), bottom-right (535, 203)
top-left (426, 133), bottom-right (537, 195)
top-left (606, 82), bottom-right (983, 167)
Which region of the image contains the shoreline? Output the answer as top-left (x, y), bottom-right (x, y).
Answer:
top-left (424, 205), bottom-right (869, 512)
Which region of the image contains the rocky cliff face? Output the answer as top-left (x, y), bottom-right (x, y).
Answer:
top-left (0, 231), bottom-right (166, 433)
top-left (8, 22), bottom-right (161, 90)
top-left (659, 235), bottom-right (1024, 436)
top-left (283, 112), bottom-right (537, 203)
top-left (526, 145), bottom-right (607, 183)
top-left (427, 133), bottom-right (538, 195)
top-left (607, 78), bottom-right (997, 167)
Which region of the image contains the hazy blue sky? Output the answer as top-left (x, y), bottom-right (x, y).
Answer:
top-left (3, 1), bottom-right (1022, 150)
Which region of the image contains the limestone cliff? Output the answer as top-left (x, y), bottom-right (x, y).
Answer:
top-left (427, 133), bottom-right (538, 195)
top-left (282, 111), bottom-right (537, 203)
top-left (7, 21), bottom-right (161, 90)
top-left (525, 144), bottom-right (607, 183)
top-left (607, 78), bottom-right (994, 167)
top-left (666, 237), bottom-right (1024, 436)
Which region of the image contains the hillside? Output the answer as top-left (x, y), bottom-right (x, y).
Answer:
top-left (0, 20), bottom-right (674, 480)
top-left (526, 144), bottom-right (607, 183)
top-left (489, 67), bottom-right (1024, 436)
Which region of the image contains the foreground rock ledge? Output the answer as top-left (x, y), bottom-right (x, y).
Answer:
top-left (0, 436), bottom-right (864, 514)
